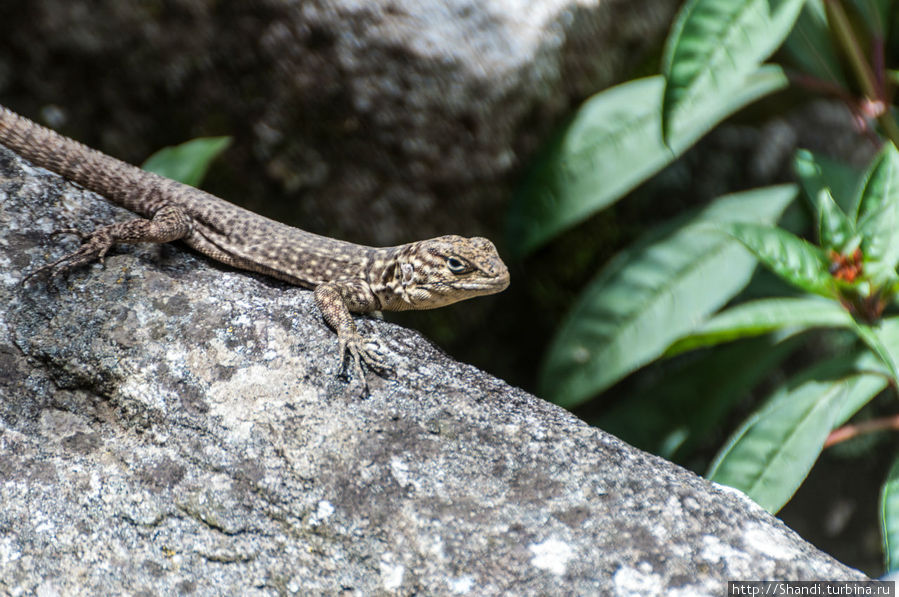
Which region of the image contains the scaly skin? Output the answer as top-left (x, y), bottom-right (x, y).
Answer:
top-left (0, 106), bottom-right (510, 390)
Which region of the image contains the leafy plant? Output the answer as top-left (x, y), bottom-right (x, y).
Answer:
top-left (142, 136), bottom-right (232, 187)
top-left (509, 0), bottom-right (899, 572)
top-left (700, 147), bottom-right (899, 513)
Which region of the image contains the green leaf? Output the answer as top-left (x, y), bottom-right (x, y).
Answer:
top-left (881, 455), bottom-right (899, 573)
top-left (725, 222), bottom-right (835, 297)
top-left (783, 0), bottom-right (848, 86)
top-left (507, 67), bottom-right (788, 256)
top-left (661, 0), bottom-right (805, 140)
top-left (851, 322), bottom-right (899, 381)
top-left (540, 185), bottom-right (797, 409)
top-left (857, 317), bottom-right (899, 384)
top-left (828, 351), bottom-right (889, 427)
top-left (666, 297), bottom-right (853, 356)
top-left (708, 357), bottom-right (887, 513)
top-left (793, 148), bottom-right (864, 213)
top-left (873, 316), bottom-right (899, 354)
top-left (816, 188), bottom-right (856, 252)
top-left (856, 142), bottom-right (899, 271)
top-left (142, 136), bottom-right (232, 188)
top-left (599, 335), bottom-right (801, 462)
top-left (795, 148), bottom-right (858, 250)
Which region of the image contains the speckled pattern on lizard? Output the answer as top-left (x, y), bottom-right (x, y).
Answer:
top-left (0, 105), bottom-right (510, 390)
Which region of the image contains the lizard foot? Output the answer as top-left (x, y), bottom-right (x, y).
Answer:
top-left (338, 333), bottom-right (394, 393)
top-left (22, 227), bottom-right (117, 285)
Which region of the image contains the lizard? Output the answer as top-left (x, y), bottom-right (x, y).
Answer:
top-left (0, 105), bottom-right (510, 389)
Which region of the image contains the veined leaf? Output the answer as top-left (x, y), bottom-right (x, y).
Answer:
top-left (666, 297), bottom-right (853, 356)
top-left (831, 351), bottom-right (891, 425)
top-left (881, 455), bottom-right (899, 573)
top-left (540, 185), bottom-right (797, 409)
top-left (708, 356), bottom-right (887, 513)
top-left (661, 0), bottom-right (805, 141)
top-left (793, 148), bottom-right (864, 213)
top-left (816, 188), bottom-right (856, 252)
top-left (855, 142), bottom-right (899, 270)
top-left (507, 67), bottom-right (788, 256)
top-left (142, 136), bottom-right (232, 188)
top-left (725, 222), bottom-right (835, 297)
top-left (783, 0), bottom-right (848, 86)
top-left (599, 335), bottom-right (800, 462)
top-left (794, 149), bottom-right (857, 249)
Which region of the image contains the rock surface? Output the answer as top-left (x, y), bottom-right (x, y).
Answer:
top-left (0, 148), bottom-right (868, 593)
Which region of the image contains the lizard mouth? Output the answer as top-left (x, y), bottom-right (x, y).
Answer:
top-left (453, 275), bottom-right (510, 294)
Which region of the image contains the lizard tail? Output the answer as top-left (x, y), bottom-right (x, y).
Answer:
top-left (0, 105), bottom-right (166, 217)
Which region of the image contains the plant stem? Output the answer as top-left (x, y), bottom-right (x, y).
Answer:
top-left (825, 0), bottom-right (878, 97)
top-left (824, 0), bottom-right (899, 147)
top-left (825, 414), bottom-right (899, 448)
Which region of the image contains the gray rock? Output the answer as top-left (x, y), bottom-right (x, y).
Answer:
top-left (0, 149), bottom-right (868, 592)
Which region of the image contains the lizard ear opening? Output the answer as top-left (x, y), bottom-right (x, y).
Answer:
top-left (401, 262), bottom-right (415, 285)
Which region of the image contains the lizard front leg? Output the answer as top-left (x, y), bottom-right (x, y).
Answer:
top-left (313, 280), bottom-right (391, 390)
top-left (24, 204), bottom-right (192, 283)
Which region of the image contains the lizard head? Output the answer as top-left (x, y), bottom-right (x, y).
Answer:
top-left (383, 235), bottom-right (510, 310)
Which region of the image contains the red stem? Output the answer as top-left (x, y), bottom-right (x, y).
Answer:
top-left (825, 414), bottom-right (899, 448)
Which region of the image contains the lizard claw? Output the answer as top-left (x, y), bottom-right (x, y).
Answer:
top-left (337, 333), bottom-right (393, 393)
top-left (22, 228), bottom-right (116, 285)
top-left (50, 227), bottom-right (90, 241)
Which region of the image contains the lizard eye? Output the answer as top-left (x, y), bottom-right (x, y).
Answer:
top-left (446, 256), bottom-right (470, 274)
